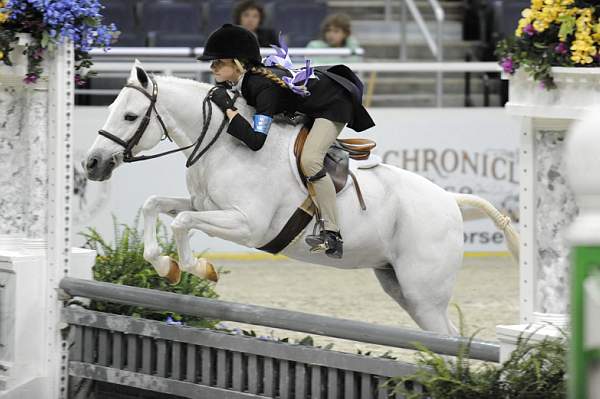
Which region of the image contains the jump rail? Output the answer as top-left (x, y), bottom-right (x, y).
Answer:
top-left (59, 277), bottom-right (500, 363)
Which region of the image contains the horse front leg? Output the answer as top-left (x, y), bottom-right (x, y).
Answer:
top-left (142, 195), bottom-right (193, 284)
top-left (170, 209), bottom-right (253, 282)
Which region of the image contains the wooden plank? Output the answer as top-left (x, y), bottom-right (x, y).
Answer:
top-left (62, 308), bottom-right (423, 377)
top-left (171, 341), bottom-right (182, 380)
top-left (361, 373), bottom-right (374, 399)
top-left (186, 344), bottom-right (196, 383)
top-left (156, 339), bottom-right (167, 377)
top-left (247, 354), bottom-right (259, 394)
top-left (141, 336), bottom-right (153, 374)
top-left (126, 334), bottom-right (138, 372)
top-left (112, 332), bottom-right (124, 369)
top-left (82, 327), bottom-right (95, 363)
top-left (201, 346), bottom-right (213, 386)
top-left (311, 366), bottom-right (322, 399)
top-left (327, 368), bottom-right (338, 399)
top-left (97, 329), bottom-right (109, 366)
top-left (294, 363), bottom-right (307, 399)
top-left (263, 358), bottom-right (275, 397)
top-left (69, 325), bottom-right (83, 362)
top-left (279, 360), bottom-right (290, 399)
top-left (69, 361), bottom-right (270, 399)
top-left (376, 377), bottom-right (389, 399)
top-left (344, 371), bottom-right (358, 399)
top-left (216, 349), bottom-right (228, 388)
top-left (232, 352), bottom-right (243, 391)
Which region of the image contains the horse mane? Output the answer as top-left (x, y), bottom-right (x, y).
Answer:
top-left (153, 75), bottom-right (253, 116)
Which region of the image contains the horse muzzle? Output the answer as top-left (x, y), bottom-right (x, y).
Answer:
top-left (84, 151), bottom-right (120, 181)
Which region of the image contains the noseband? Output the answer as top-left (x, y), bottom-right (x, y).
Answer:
top-left (98, 75), bottom-right (238, 167)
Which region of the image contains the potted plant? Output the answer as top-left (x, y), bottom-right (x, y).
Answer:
top-left (496, 1), bottom-right (600, 89)
top-left (496, 1), bottom-right (600, 114)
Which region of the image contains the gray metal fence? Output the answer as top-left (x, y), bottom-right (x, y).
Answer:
top-left (60, 277), bottom-right (501, 398)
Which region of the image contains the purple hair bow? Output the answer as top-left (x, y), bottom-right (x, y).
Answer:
top-left (263, 33), bottom-right (316, 97)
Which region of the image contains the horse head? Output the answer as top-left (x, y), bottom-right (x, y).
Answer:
top-left (84, 61), bottom-right (168, 181)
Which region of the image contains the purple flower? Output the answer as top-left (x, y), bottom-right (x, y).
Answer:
top-left (32, 47), bottom-right (44, 60)
top-left (500, 57), bottom-right (515, 74)
top-left (523, 24), bottom-right (536, 37)
top-left (23, 73), bottom-right (38, 84)
top-left (555, 42), bottom-right (568, 55)
top-left (74, 73), bottom-right (86, 87)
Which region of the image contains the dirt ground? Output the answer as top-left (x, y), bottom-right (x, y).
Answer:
top-left (210, 255), bottom-right (518, 362)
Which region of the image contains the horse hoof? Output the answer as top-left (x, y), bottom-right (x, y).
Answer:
top-left (198, 258), bottom-right (219, 283)
top-left (165, 258), bottom-right (182, 285)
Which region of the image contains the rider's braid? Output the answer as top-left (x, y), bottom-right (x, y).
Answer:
top-left (249, 66), bottom-right (290, 91)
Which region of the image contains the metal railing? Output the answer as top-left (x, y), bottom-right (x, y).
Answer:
top-left (78, 57), bottom-right (502, 107)
top-left (89, 47), bottom-right (365, 59)
top-left (397, 0), bottom-right (445, 106)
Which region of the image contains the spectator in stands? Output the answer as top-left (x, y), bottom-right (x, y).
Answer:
top-left (233, 0), bottom-right (278, 47)
top-left (307, 13), bottom-right (362, 63)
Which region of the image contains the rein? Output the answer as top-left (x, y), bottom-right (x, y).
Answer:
top-left (98, 75), bottom-right (238, 168)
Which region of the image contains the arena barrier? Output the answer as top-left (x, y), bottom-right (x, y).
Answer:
top-left (60, 277), bottom-right (500, 399)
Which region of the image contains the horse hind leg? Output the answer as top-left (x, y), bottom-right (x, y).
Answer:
top-left (373, 265), bottom-right (459, 336)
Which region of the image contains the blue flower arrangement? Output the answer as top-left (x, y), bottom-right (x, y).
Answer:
top-left (0, 0), bottom-right (118, 84)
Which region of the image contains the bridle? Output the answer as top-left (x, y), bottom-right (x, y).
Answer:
top-left (98, 74), bottom-right (239, 167)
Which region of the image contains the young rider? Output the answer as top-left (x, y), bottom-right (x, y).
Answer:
top-left (198, 24), bottom-right (375, 259)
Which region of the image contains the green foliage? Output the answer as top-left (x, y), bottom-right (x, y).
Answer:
top-left (80, 212), bottom-right (220, 328)
top-left (386, 329), bottom-right (567, 399)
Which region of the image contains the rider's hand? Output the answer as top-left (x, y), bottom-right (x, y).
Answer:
top-left (210, 87), bottom-right (237, 113)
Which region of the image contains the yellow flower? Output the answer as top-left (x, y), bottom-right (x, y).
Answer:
top-left (0, 12), bottom-right (8, 24)
top-left (0, 51), bottom-right (3, 61)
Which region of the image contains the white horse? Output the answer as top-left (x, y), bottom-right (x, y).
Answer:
top-left (84, 62), bottom-right (519, 335)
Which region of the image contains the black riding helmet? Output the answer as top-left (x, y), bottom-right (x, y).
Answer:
top-left (198, 24), bottom-right (262, 66)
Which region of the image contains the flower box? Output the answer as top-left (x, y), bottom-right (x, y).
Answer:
top-left (505, 67), bottom-right (600, 120)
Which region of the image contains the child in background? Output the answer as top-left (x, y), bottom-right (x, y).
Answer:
top-left (307, 14), bottom-right (362, 64)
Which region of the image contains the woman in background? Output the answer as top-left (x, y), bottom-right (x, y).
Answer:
top-left (233, 0), bottom-right (278, 47)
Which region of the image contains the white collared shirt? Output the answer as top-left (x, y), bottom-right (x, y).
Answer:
top-left (230, 73), bottom-right (245, 92)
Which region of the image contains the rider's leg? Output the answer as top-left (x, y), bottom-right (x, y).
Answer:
top-left (300, 118), bottom-right (345, 257)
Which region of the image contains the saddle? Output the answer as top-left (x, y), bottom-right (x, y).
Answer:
top-left (293, 126), bottom-right (376, 211)
top-left (256, 126), bottom-right (376, 254)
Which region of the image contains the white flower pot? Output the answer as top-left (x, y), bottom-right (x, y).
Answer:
top-left (506, 67), bottom-right (600, 119)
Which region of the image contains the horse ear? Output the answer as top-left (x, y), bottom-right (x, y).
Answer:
top-left (136, 67), bottom-right (149, 89)
top-left (128, 60), bottom-right (149, 89)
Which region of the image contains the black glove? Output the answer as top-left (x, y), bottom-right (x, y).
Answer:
top-left (209, 87), bottom-right (237, 113)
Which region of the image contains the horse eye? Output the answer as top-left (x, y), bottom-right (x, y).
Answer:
top-left (124, 113), bottom-right (138, 121)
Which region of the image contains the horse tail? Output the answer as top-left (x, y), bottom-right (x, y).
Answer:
top-left (453, 193), bottom-right (520, 264)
